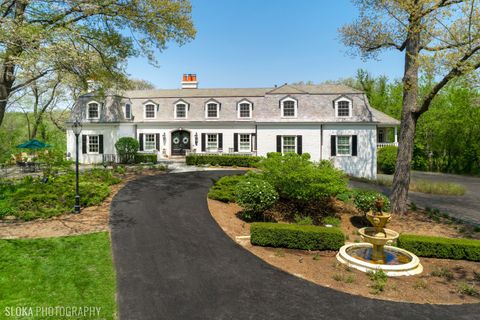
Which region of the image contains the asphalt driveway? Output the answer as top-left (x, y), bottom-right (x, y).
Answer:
top-left (110, 171), bottom-right (479, 320)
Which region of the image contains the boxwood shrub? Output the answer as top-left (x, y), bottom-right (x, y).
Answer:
top-left (397, 234), bottom-right (480, 261)
top-left (186, 154), bottom-right (262, 167)
top-left (208, 174), bottom-right (246, 202)
top-left (250, 222), bottom-right (344, 251)
top-left (134, 153), bottom-right (157, 164)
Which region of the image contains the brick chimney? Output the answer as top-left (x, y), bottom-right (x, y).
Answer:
top-left (181, 73), bottom-right (198, 89)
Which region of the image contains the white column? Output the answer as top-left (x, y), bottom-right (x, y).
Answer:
top-left (394, 126), bottom-right (398, 143)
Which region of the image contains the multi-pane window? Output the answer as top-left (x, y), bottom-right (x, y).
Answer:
top-left (239, 103), bottom-right (251, 118)
top-left (207, 134), bottom-right (218, 150)
top-left (88, 135), bottom-right (99, 153)
top-left (239, 134), bottom-right (251, 152)
top-left (282, 100), bottom-right (296, 117)
top-left (337, 101), bottom-right (350, 117)
top-left (125, 104), bottom-right (131, 119)
top-left (144, 134), bottom-right (156, 150)
top-left (337, 136), bottom-right (351, 155)
top-left (176, 104), bottom-right (187, 118)
top-left (88, 103), bottom-right (99, 119)
top-left (207, 103), bottom-right (219, 118)
top-left (145, 104), bottom-right (156, 119)
top-left (282, 136), bottom-right (296, 153)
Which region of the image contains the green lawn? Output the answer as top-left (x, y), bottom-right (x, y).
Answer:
top-left (0, 232), bottom-right (116, 320)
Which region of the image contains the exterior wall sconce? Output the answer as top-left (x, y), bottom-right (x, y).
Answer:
top-left (195, 132), bottom-right (198, 146)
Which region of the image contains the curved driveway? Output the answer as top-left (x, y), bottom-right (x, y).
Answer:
top-left (110, 171), bottom-right (479, 320)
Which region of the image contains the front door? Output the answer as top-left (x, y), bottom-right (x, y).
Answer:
top-left (171, 130), bottom-right (191, 156)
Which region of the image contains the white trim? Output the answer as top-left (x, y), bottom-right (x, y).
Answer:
top-left (86, 101), bottom-right (100, 120)
top-left (237, 100), bottom-right (253, 119)
top-left (280, 97), bottom-right (297, 118)
top-left (281, 135), bottom-right (297, 154)
top-left (336, 135), bottom-right (352, 156)
top-left (86, 135), bottom-right (100, 154)
top-left (143, 133), bottom-right (157, 151)
top-left (144, 103), bottom-right (157, 120)
top-left (205, 102), bottom-right (220, 119)
top-left (335, 97), bottom-right (352, 118)
top-left (174, 101), bottom-right (189, 119)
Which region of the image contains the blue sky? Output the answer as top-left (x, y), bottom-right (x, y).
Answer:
top-left (126, 0), bottom-right (404, 89)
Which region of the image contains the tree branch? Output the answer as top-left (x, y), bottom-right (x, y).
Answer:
top-left (11, 69), bottom-right (52, 92)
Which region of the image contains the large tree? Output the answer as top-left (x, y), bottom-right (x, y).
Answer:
top-left (340, 0), bottom-right (480, 214)
top-left (0, 0), bottom-right (196, 127)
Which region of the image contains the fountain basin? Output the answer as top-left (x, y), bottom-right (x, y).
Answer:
top-left (336, 243), bottom-right (423, 277)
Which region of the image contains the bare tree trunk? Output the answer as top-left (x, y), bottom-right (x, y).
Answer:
top-left (390, 13), bottom-right (421, 214)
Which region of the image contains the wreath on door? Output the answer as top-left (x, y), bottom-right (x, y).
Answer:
top-left (182, 136), bottom-right (189, 144)
top-left (173, 137), bottom-right (180, 144)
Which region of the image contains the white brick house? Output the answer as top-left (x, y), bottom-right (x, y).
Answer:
top-left (67, 74), bottom-right (399, 179)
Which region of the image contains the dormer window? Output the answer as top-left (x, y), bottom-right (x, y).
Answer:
top-left (280, 97), bottom-right (297, 118)
top-left (237, 100), bottom-right (253, 119)
top-left (124, 104), bottom-right (132, 119)
top-left (335, 97), bottom-right (352, 118)
top-left (87, 102), bottom-right (99, 120)
top-left (144, 103), bottom-right (156, 119)
top-left (206, 102), bottom-right (219, 119)
top-left (174, 101), bottom-right (188, 119)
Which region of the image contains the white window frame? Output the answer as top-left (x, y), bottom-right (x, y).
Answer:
top-left (205, 102), bottom-right (220, 119)
top-left (335, 97), bottom-right (352, 118)
top-left (86, 101), bottom-right (100, 120)
top-left (144, 103), bottom-right (157, 120)
top-left (143, 133), bottom-right (157, 151)
top-left (124, 103), bottom-right (132, 119)
top-left (87, 135), bottom-right (100, 154)
top-left (238, 134), bottom-right (251, 152)
top-left (280, 97), bottom-right (297, 118)
top-left (206, 133), bottom-right (219, 151)
top-left (281, 136), bottom-right (297, 154)
top-left (336, 135), bottom-right (352, 156)
top-left (174, 102), bottom-right (188, 119)
top-left (237, 100), bottom-right (252, 119)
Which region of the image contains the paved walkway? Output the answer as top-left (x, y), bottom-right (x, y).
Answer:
top-left (110, 171), bottom-right (478, 320)
top-left (350, 171), bottom-right (480, 225)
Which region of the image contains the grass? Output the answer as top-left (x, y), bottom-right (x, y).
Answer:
top-left (0, 232), bottom-right (116, 320)
top-left (354, 176), bottom-right (466, 196)
top-left (458, 282), bottom-right (479, 296)
top-left (430, 267), bottom-right (454, 280)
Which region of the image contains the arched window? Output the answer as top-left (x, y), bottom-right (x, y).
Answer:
top-left (144, 103), bottom-right (156, 119)
top-left (87, 102), bottom-right (100, 120)
top-left (335, 97), bottom-right (352, 117)
top-left (280, 97), bottom-right (297, 118)
top-left (174, 101), bottom-right (189, 119)
top-left (205, 101), bottom-right (220, 118)
top-left (237, 100), bottom-right (253, 119)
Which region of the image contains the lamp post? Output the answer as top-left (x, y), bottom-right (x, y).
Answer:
top-left (72, 120), bottom-right (82, 214)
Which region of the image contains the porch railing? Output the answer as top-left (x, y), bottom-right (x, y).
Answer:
top-left (377, 142), bottom-right (398, 149)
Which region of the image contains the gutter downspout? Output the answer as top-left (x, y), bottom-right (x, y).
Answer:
top-left (320, 124), bottom-right (323, 161)
top-left (255, 124), bottom-right (258, 156)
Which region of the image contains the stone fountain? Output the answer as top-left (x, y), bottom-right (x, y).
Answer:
top-left (336, 199), bottom-right (423, 276)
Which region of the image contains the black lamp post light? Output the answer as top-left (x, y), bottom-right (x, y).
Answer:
top-left (72, 120), bottom-right (82, 214)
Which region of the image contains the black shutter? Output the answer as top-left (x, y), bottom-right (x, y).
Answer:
top-left (82, 135), bottom-right (87, 154)
top-left (139, 134), bottom-right (144, 151)
top-left (297, 135), bottom-right (302, 154)
top-left (218, 133), bottom-right (223, 150)
top-left (155, 133), bottom-right (160, 151)
top-left (331, 135), bottom-right (336, 156)
top-left (276, 135), bottom-right (282, 153)
top-left (352, 135), bottom-right (358, 156)
top-left (233, 133), bottom-right (238, 152)
top-left (99, 135), bottom-right (104, 154)
top-left (201, 133), bottom-right (206, 152)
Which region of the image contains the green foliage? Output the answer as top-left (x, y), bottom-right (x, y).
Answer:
top-left (367, 270), bottom-right (388, 294)
top-left (0, 169), bottom-right (121, 220)
top-left (208, 175), bottom-right (246, 203)
top-left (0, 232), bottom-right (116, 319)
top-left (235, 178), bottom-right (278, 215)
top-left (258, 153), bottom-right (348, 203)
top-left (335, 190), bottom-right (357, 203)
top-left (115, 137), bottom-right (139, 164)
top-left (430, 267), bottom-right (454, 280)
top-left (294, 214), bottom-right (314, 225)
top-left (458, 282), bottom-right (479, 296)
top-left (398, 234), bottom-right (480, 261)
top-left (250, 222), bottom-right (344, 251)
top-left (377, 146), bottom-right (398, 174)
top-left (353, 190), bottom-right (390, 213)
top-left (323, 216), bottom-right (341, 227)
top-left (186, 155), bottom-right (262, 167)
top-left (134, 153), bottom-right (157, 164)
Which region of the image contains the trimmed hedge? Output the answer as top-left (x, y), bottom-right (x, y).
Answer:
top-left (397, 234), bottom-right (480, 261)
top-left (250, 222), bottom-right (344, 251)
top-left (135, 153), bottom-right (157, 164)
top-left (186, 154), bottom-right (262, 167)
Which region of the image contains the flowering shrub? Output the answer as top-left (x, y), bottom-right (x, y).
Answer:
top-left (353, 190), bottom-right (390, 213)
top-left (235, 178), bottom-right (278, 216)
